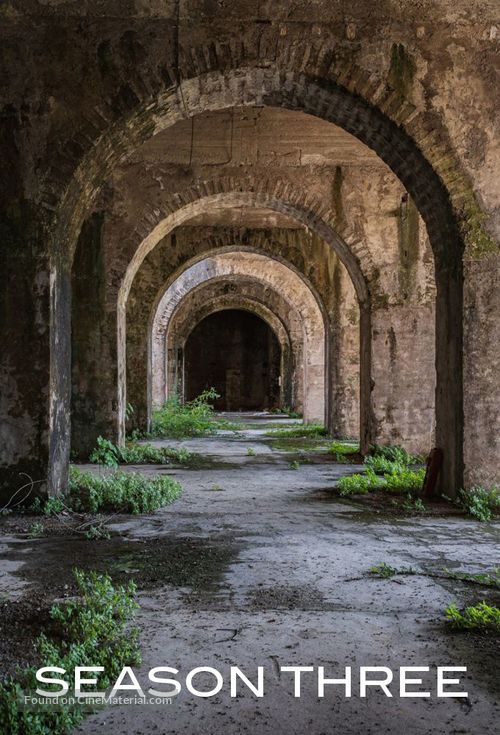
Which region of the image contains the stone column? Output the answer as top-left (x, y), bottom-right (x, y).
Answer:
top-left (0, 202), bottom-right (59, 502)
top-left (463, 254), bottom-right (500, 488)
top-left (71, 212), bottom-right (118, 456)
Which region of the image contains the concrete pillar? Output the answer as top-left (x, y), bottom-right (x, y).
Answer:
top-left (0, 203), bottom-right (71, 501)
top-left (0, 205), bottom-right (52, 502)
top-left (463, 254), bottom-right (500, 488)
top-left (71, 213), bottom-right (118, 456)
top-left (371, 303), bottom-right (435, 455)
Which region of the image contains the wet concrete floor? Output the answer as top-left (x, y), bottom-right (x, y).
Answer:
top-left (1, 415), bottom-right (498, 734)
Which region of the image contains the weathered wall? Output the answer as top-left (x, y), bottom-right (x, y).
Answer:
top-left (463, 255), bottom-right (500, 487)
top-left (145, 248), bottom-right (327, 423)
top-left (71, 212), bottom-right (117, 457)
top-left (115, 160), bottom-right (435, 448)
top-left (1, 0), bottom-right (498, 494)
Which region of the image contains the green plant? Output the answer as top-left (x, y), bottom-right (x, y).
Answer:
top-left (151, 389), bottom-right (238, 439)
top-left (28, 521), bottom-right (44, 538)
top-left (369, 444), bottom-right (423, 465)
top-left (443, 568), bottom-right (500, 589)
top-left (383, 467), bottom-right (425, 492)
top-left (32, 468), bottom-right (181, 516)
top-left (369, 562), bottom-right (416, 578)
top-left (89, 436), bottom-right (120, 467)
top-left (266, 423), bottom-right (327, 439)
top-left (66, 467), bottom-right (182, 514)
top-left (336, 466), bottom-right (425, 496)
top-left (445, 601), bottom-right (500, 632)
top-left (0, 569), bottom-right (140, 734)
top-left (399, 494), bottom-right (426, 513)
top-left (364, 454), bottom-right (406, 475)
top-left (337, 468), bottom-right (383, 495)
top-left (90, 436), bottom-right (194, 467)
top-left (211, 484), bottom-right (224, 491)
top-left (457, 486), bottom-right (500, 522)
top-left (85, 523), bottom-right (111, 540)
top-left (247, 447), bottom-right (256, 456)
top-left (43, 496), bottom-right (66, 516)
top-left (290, 460), bottom-right (300, 470)
top-left (329, 441), bottom-right (359, 458)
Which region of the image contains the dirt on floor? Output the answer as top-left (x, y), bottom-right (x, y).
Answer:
top-left (0, 415), bottom-right (499, 734)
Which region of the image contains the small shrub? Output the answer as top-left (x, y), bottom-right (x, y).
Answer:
top-left (28, 521), bottom-right (44, 538)
top-left (67, 468), bottom-right (182, 514)
top-left (383, 468), bottom-right (425, 492)
top-left (364, 455), bottom-right (405, 475)
top-left (445, 601), bottom-right (500, 632)
top-left (32, 469), bottom-right (181, 516)
top-left (399, 495), bottom-right (426, 513)
top-left (290, 460), bottom-right (300, 470)
top-left (337, 470), bottom-right (378, 495)
top-left (43, 495), bottom-right (66, 516)
top-left (337, 467), bottom-right (425, 496)
top-left (247, 447), bottom-right (256, 456)
top-left (0, 569), bottom-right (140, 735)
top-left (369, 444), bottom-right (423, 465)
top-left (85, 523), bottom-right (111, 540)
top-left (457, 486), bottom-right (500, 522)
top-left (151, 389), bottom-right (239, 438)
top-left (89, 436), bottom-right (122, 466)
top-left (90, 436), bottom-right (194, 467)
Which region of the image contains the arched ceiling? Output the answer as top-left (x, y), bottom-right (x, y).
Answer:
top-left (127, 107), bottom-right (383, 168)
top-left (116, 106), bottom-right (389, 231)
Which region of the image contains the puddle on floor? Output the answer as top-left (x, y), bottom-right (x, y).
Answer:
top-left (1, 533), bottom-right (244, 595)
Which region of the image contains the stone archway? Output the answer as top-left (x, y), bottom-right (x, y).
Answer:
top-left (149, 251), bottom-right (327, 424)
top-left (184, 309), bottom-right (282, 412)
top-left (45, 63), bottom-right (471, 495)
top-left (166, 294), bottom-right (295, 414)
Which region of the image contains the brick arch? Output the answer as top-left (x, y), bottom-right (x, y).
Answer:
top-left (48, 50), bottom-right (474, 245)
top-left (145, 236), bottom-right (334, 332)
top-left (171, 293), bottom-right (291, 356)
top-left (116, 188), bottom-right (372, 447)
top-left (50, 61), bottom-right (466, 493)
top-left (149, 252), bottom-right (326, 423)
top-left (119, 182), bottom-right (373, 307)
top-left (123, 234), bottom-right (358, 445)
top-left (162, 288), bottom-right (298, 416)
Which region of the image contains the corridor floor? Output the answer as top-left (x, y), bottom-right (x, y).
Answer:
top-left (1, 416), bottom-right (499, 734)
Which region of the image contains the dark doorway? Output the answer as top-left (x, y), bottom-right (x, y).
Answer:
top-left (184, 309), bottom-right (281, 411)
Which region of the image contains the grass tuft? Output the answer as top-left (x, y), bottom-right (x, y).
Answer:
top-left (369, 561), bottom-right (417, 578)
top-left (35, 467), bottom-right (182, 515)
top-left (89, 436), bottom-right (193, 467)
top-left (336, 443), bottom-right (425, 497)
top-left (445, 601), bottom-right (500, 632)
top-left (151, 389), bottom-right (240, 438)
top-left (456, 486), bottom-right (500, 522)
top-left (265, 423), bottom-right (327, 439)
top-left (0, 569), bottom-right (140, 734)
